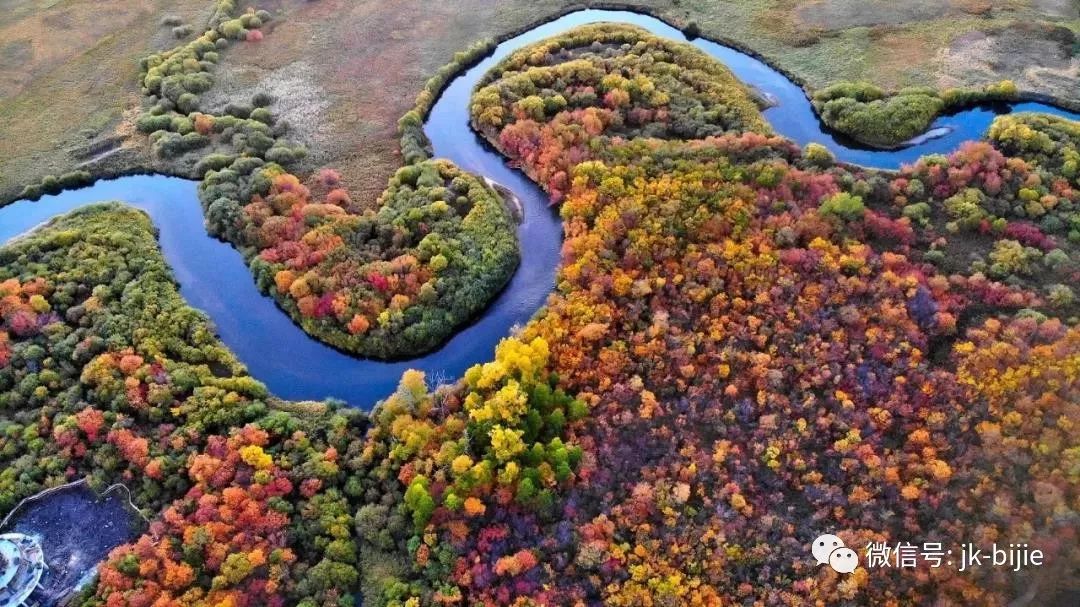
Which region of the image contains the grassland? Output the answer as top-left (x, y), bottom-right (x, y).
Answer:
top-left (2, 0), bottom-right (1078, 205)
top-left (0, 0), bottom-right (220, 203)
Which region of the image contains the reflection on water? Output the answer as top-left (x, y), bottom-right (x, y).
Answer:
top-left (1, 484), bottom-right (143, 606)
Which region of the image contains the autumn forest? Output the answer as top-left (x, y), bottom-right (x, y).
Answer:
top-left (1, 2), bottom-right (1078, 607)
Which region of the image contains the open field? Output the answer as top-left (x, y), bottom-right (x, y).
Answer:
top-left (0, 0), bottom-right (211, 202)
top-left (2, 0), bottom-right (1078, 204)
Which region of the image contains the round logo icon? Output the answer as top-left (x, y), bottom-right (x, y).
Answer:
top-left (811, 533), bottom-right (859, 574)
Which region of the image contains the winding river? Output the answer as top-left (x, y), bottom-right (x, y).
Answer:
top-left (3, 9), bottom-right (1080, 409)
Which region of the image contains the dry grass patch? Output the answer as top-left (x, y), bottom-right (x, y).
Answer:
top-left (939, 22), bottom-right (1079, 99)
top-left (0, 0), bottom-right (210, 203)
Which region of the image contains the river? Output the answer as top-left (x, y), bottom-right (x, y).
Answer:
top-left (3, 8), bottom-right (1080, 606)
top-left (1, 9), bottom-right (1078, 410)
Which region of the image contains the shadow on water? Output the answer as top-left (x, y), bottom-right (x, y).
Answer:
top-left (1, 483), bottom-right (143, 606)
top-left (1, 9), bottom-right (1079, 410)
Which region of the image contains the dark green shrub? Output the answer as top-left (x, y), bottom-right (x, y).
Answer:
top-left (177, 93), bottom-right (199, 114)
top-left (182, 73), bottom-right (213, 93)
top-left (203, 168), bottom-right (240, 187)
top-left (1043, 248), bottom-right (1069, 270)
top-left (398, 110), bottom-right (422, 130)
top-left (252, 92), bottom-right (274, 107)
top-left (396, 38), bottom-right (495, 164)
top-left (817, 92), bottom-right (943, 148)
top-left (153, 132), bottom-right (209, 158)
top-left (192, 37), bottom-right (217, 55)
top-left (814, 81), bottom-right (885, 104)
top-left (265, 145), bottom-right (306, 165)
top-left (220, 19), bottom-right (245, 40)
top-left (195, 154), bottom-right (237, 174)
top-left (58, 171), bottom-right (92, 189)
top-left (19, 184), bottom-right (43, 201)
top-left (209, 0), bottom-right (237, 25)
top-left (897, 86), bottom-right (937, 97)
top-left (159, 76), bottom-right (189, 102)
top-left (204, 197), bottom-right (245, 239)
top-left (819, 192), bottom-right (866, 221)
top-left (235, 130), bottom-right (275, 155)
top-left (225, 103), bottom-right (252, 118)
top-left (136, 114), bottom-right (174, 134)
top-left (802, 143), bottom-right (834, 167)
top-left (171, 116), bottom-right (194, 134)
top-left (213, 115), bottom-right (239, 131)
top-left (250, 107), bottom-right (274, 124)
top-left (902, 202), bottom-right (932, 226)
top-left (941, 80), bottom-right (1019, 108)
top-left (230, 157), bottom-right (264, 175)
top-left (1047, 284), bottom-right (1075, 308)
top-left (923, 249), bottom-right (946, 265)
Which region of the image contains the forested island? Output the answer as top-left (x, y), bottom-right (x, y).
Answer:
top-left (1, 1), bottom-right (1078, 606)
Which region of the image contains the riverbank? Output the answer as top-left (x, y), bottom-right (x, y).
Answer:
top-left (6, 0), bottom-right (1077, 208)
top-left (2, 6), bottom-right (1078, 606)
top-left (0, 177), bottom-right (545, 406)
top-left (0, 0), bottom-right (211, 206)
top-left (359, 16), bottom-right (1080, 603)
top-left (484, 177), bottom-right (525, 222)
top-left (4, 10), bottom-right (1079, 404)
top-left (0, 202), bottom-right (378, 607)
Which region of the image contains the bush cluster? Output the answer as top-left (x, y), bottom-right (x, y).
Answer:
top-left (136, 5), bottom-right (275, 161)
top-left (0, 206), bottom-right (372, 607)
top-left (18, 170), bottom-right (93, 200)
top-left (470, 23), bottom-right (770, 202)
top-left (813, 80), bottom-right (1019, 148)
top-left (128, 1), bottom-right (518, 360)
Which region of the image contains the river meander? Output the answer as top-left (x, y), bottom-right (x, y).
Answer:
top-left (2, 9), bottom-right (1079, 409)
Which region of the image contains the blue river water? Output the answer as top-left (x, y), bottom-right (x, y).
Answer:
top-left (2, 9), bottom-right (1079, 409)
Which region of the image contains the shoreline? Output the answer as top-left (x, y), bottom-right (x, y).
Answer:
top-left (7, 4), bottom-right (1080, 210)
top-left (484, 176), bottom-right (525, 223)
